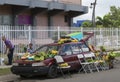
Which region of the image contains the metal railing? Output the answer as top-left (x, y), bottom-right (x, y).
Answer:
top-left (0, 26), bottom-right (120, 65)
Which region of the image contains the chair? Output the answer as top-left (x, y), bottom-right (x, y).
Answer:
top-left (86, 53), bottom-right (100, 72)
top-left (77, 53), bottom-right (100, 73)
top-left (54, 55), bottom-right (71, 78)
top-left (87, 52), bottom-right (108, 71)
top-left (77, 54), bottom-right (93, 73)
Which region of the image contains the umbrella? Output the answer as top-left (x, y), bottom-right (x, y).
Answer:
top-left (67, 32), bottom-right (83, 41)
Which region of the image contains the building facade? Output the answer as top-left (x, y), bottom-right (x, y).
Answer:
top-left (0, 0), bottom-right (88, 29)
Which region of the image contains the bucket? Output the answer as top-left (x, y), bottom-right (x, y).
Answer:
top-left (0, 58), bottom-right (5, 65)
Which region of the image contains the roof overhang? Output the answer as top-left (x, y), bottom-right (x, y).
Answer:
top-left (0, 0), bottom-right (88, 17)
top-left (65, 4), bottom-right (88, 17)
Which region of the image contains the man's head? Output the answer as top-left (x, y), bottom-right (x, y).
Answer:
top-left (29, 43), bottom-right (33, 47)
top-left (2, 36), bottom-right (6, 41)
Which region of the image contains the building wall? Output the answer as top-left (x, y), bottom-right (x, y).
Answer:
top-left (0, 5), bottom-right (12, 25)
top-left (35, 12), bottom-right (69, 27)
top-left (16, 10), bottom-right (31, 25)
top-left (60, 0), bottom-right (81, 5)
top-left (0, 5), bottom-right (12, 14)
top-left (52, 13), bottom-right (68, 27)
top-left (36, 13), bottom-right (48, 28)
top-left (0, 5), bottom-right (69, 27)
top-left (44, 0), bottom-right (82, 5)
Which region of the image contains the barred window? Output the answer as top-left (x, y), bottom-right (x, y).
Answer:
top-left (0, 15), bottom-right (12, 25)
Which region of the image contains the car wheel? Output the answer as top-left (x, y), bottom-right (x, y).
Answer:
top-left (47, 65), bottom-right (57, 78)
top-left (20, 75), bottom-right (27, 78)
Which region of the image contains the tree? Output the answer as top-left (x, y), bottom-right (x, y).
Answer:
top-left (81, 21), bottom-right (92, 27)
top-left (96, 6), bottom-right (120, 28)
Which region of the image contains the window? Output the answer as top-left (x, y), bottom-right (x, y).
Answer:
top-left (78, 43), bottom-right (89, 52)
top-left (3, 15), bottom-right (12, 25)
top-left (47, 45), bottom-right (60, 52)
top-left (0, 16), bottom-right (2, 24)
top-left (0, 15), bottom-right (12, 25)
top-left (71, 44), bottom-right (80, 54)
top-left (39, 46), bottom-right (48, 52)
top-left (36, 45), bottom-right (60, 54)
top-left (60, 44), bottom-right (72, 55)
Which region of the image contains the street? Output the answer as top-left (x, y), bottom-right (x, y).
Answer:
top-left (0, 62), bottom-right (120, 82)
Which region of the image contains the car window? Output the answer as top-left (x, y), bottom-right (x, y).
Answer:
top-left (60, 44), bottom-right (72, 55)
top-left (36, 46), bottom-right (48, 52)
top-left (71, 44), bottom-right (80, 54)
top-left (47, 46), bottom-right (59, 51)
top-left (36, 45), bottom-right (60, 54)
top-left (78, 43), bottom-right (90, 52)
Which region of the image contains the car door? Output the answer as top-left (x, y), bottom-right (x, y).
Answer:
top-left (59, 43), bottom-right (80, 70)
top-left (78, 43), bottom-right (95, 60)
top-left (70, 43), bottom-right (82, 69)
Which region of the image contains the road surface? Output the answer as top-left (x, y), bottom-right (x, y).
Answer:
top-left (0, 59), bottom-right (120, 82)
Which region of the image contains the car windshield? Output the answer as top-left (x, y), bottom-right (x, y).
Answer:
top-left (79, 43), bottom-right (89, 52)
top-left (34, 44), bottom-right (61, 54)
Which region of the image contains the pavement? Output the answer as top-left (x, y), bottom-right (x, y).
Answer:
top-left (0, 64), bottom-right (120, 82)
top-left (0, 57), bottom-right (120, 82)
top-left (0, 65), bottom-right (12, 69)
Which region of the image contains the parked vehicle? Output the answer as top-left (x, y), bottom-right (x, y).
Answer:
top-left (11, 41), bottom-right (93, 78)
top-left (11, 32), bottom-right (94, 78)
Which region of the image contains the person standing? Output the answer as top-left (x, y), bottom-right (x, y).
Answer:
top-left (2, 36), bottom-right (14, 65)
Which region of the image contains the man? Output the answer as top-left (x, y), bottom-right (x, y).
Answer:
top-left (27, 43), bottom-right (34, 54)
top-left (2, 36), bottom-right (14, 65)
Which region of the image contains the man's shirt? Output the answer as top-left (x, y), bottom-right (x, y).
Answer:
top-left (4, 39), bottom-right (14, 49)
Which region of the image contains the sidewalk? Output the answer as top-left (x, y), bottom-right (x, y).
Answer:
top-left (0, 65), bottom-right (12, 69)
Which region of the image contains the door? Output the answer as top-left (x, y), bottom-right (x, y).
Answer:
top-left (59, 43), bottom-right (80, 70)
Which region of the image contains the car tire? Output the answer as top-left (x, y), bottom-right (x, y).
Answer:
top-left (20, 75), bottom-right (27, 78)
top-left (47, 65), bottom-right (58, 78)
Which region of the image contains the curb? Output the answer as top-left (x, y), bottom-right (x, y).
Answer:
top-left (0, 65), bottom-right (12, 69)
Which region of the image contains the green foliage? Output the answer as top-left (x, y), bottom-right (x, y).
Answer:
top-left (114, 53), bottom-right (120, 57)
top-left (81, 21), bottom-right (92, 27)
top-left (100, 46), bottom-right (106, 52)
top-left (96, 6), bottom-right (120, 28)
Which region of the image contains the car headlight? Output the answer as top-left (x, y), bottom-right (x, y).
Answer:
top-left (12, 63), bottom-right (18, 66)
top-left (32, 62), bottom-right (45, 66)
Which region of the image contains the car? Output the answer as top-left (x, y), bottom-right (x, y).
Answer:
top-left (11, 41), bottom-right (94, 78)
top-left (11, 32), bottom-right (94, 78)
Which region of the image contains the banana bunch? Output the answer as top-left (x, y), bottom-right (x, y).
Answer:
top-left (51, 50), bottom-right (58, 55)
top-left (58, 39), bottom-right (67, 44)
top-left (34, 52), bottom-right (46, 61)
top-left (103, 55), bottom-right (109, 61)
top-left (108, 51), bottom-right (116, 59)
top-left (59, 63), bottom-right (69, 67)
top-left (34, 55), bottom-right (44, 61)
top-left (21, 53), bottom-right (30, 60)
top-left (71, 39), bottom-right (78, 42)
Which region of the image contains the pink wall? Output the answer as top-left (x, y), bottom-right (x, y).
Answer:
top-left (36, 13), bottom-right (48, 28)
top-left (52, 13), bottom-right (68, 27)
top-left (36, 12), bottom-right (69, 27)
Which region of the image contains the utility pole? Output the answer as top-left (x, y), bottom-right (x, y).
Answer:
top-left (90, 0), bottom-right (97, 27)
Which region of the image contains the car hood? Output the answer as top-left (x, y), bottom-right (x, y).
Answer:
top-left (14, 60), bottom-right (39, 64)
top-left (14, 58), bottom-right (55, 65)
